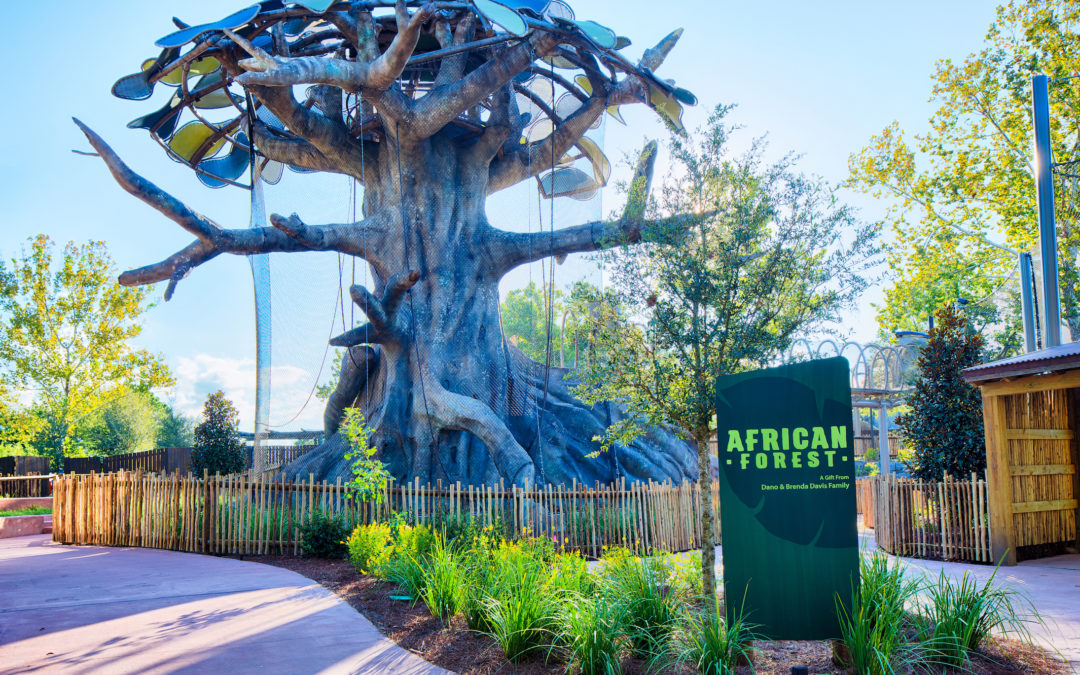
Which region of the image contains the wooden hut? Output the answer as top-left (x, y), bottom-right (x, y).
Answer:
top-left (963, 344), bottom-right (1080, 564)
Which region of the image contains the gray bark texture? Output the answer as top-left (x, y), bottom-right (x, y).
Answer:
top-left (80, 1), bottom-right (699, 487)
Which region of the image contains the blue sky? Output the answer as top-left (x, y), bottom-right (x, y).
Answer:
top-left (0, 1), bottom-right (1001, 430)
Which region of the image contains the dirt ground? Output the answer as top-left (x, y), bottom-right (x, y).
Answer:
top-left (242, 555), bottom-right (1069, 674)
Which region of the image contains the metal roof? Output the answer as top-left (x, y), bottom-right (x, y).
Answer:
top-left (962, 341), bottom-right (1080, 383)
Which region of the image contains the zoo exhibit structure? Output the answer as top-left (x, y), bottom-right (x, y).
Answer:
top-left (78, 0), bottom-right (703, 489)
top-left (785, 335), bottom-right (923, 475)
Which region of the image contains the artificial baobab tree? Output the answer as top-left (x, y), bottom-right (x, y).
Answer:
top-left (78, 0), bottom-right (700, 486)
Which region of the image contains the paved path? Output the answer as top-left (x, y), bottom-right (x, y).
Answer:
top-left (0, 536), bottom-right (449, 674)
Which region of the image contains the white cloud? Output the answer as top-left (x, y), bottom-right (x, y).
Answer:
top-left (165, 354), bottom-right (325, 433)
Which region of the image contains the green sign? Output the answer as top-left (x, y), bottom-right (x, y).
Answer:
top-left (714, 357), bottom-right (858, 640)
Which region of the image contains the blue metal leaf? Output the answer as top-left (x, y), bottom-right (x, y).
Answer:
top-left (155, 5), bottom-right (261, 48)
top-left (473, 0), bottom-right (529, 37)
top-left (198, 133), bottom-right (251, 188)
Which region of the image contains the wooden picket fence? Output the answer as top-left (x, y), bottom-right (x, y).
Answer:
top-left (52, 471), bottom-right (720, 558)
top-left (856, 477), bottom-right (874, 525)
top-left (872, 473), bottom-right (992, 563)
top-left (0, 474), bottom-right (54, 498)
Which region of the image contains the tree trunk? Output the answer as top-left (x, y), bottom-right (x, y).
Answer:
top-left (695, 431), bottom-right (717, 601)
top-left (285, 132), bottom-right (698, 488)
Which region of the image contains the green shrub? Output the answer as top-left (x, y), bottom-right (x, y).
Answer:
top-left (420, 535), bottom-right (467, 621)
top-left (665, 595), bottom-right (756, 675)
top-left (556, 594), bottom-right (627, 675)
top-left (548, 551), bottom-right (595, 596)
top-left (897, 303), bottom-right (986, 480)
top-left (298, 510), bottom-right (349, 559)
top-left (667, 550), bottom-right (704, 602)
top-left (395, 522), bottom-right (435, 559)
top-left (835, 552), bottom-right (921, 674)
top-left (382, 551), bottom-right (428, 600)
top-left (919, 567), bottom-right (1036, 668)
top-left (191, 391), bottom-right (246, 475)
top-left (346, 522), bottom-right (393, 573)
top-left (600, 549), bottom-right (681, 657)
top-left (483, 556), bottom-right (558, 661)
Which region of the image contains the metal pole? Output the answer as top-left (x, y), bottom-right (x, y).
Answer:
top-left (877, 404), bottom-right (890, 476)
top-left (1019, 252), bottom-right (1037, 352)
top-left (1032, 74), bottom-right (1061, 347)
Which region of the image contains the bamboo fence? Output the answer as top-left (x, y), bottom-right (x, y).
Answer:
top-left (855, 477), bottom-right (874, 526)
top-left (52, 471), bottom-right (721, 558)
top-left (872, 472), bottom-right (992, 563)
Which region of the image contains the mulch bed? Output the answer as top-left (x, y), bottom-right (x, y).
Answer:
top-left (237, 555), bottom-right (1069, 674)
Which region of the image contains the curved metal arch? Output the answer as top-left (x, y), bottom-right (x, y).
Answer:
top-left (782, 339), bottom-right (918, 395)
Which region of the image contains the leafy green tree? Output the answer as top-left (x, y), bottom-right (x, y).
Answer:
top-left (0, 235), bottom-right (172, 466)
top-left (78, 387), bottom-right (164, 456)
top-left (574, 105), bottom-right (878, 599)
top-left (156, 401), bottom-right (195, 447)
top-left (191, 391), bottom-right (246, 475)
top-left (500, 281), bottom-right (564, 363)
top-left (897, 304), bottom-right (987, 480)
top-left (499, 281), bottom-right (597, 367)
top-left (848, 0), bottom-right (1080, 351)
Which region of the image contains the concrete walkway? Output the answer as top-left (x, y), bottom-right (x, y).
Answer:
top-left (0, 535), bottom-right (449, 674)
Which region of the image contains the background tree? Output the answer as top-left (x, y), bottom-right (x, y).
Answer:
top-left (848, 0), bottom-right (1080, 352)
top-left (0, 236), bottom-right (173, 467)
top-left (156, 401), bottom-right (195, 447)
top-left (897, 304), bottom-right (987, 480)
top-left (0, 384), bottom-right (44, 458)
top-left (79, 0), bottom-right (706, 488)
top-left (192, 390), bottom-right (247, 475)
top-left (78, 387), bottom-right (165, 456)
top-left (573, 106), bottom-right (878, 599)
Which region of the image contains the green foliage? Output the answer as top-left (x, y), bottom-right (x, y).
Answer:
top-left (0, 385), bottom-right (44, 457)
top-left (419, 535), bottom-right (467, 622)
top-left (499, 281), bottom-right (598, 366)
top-left (79, 387), bottom-right (163, 456)
top-left (298, 510), bottom-right (349, 559)
top-left (835, 552), bottom-right (922, 674)
top-left (0, 506), bottom-right (51, 517)
top-left (555, 594), bottom-right (627, 675)
top-left (576, 106), bottom-right (878, 453)
top-left (897, 304), bottom-right (986, 480)
top-left (665, 595), bottom-right (757, 675)
top-left (482, 549), bottom-right (560, 661)
top-left (156, 401), bottom-right (194, 447)
top-left (0, 236), bottom-right (172, 465)
top-left (381, 551), bottom-right (429, 599)
top-left (341, 408), bottom-right (390, 504)
top-left (191, 391), bottom-right (246, 476)
top-left (346, 522), bottom-right (393, 573)
top-left (599, 549), bottom-right (681, 657)
top-left (845, 1), bottom-right (1080, 350)
top-left (919, 566), bottom-right (1036, 668)
top-left (667, 549), bottom-right (704, 601)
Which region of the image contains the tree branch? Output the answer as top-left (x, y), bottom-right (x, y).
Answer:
top-left (252, 124), bottom-right (345, 174)
top-left (487, 95), bottom-right (606, 193)
top-left (407, 31), bottom-right (558, 138)
top-left (487, 141), bottom-right (659, 275)
top-left (227, 1), bottom-right (433, 91)
top-left (76, 118), bottom-right (390, 294)
top-left (330, 270), bottom-right (421, 346)
top-left (75, 118), bottom-right (221, 242)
